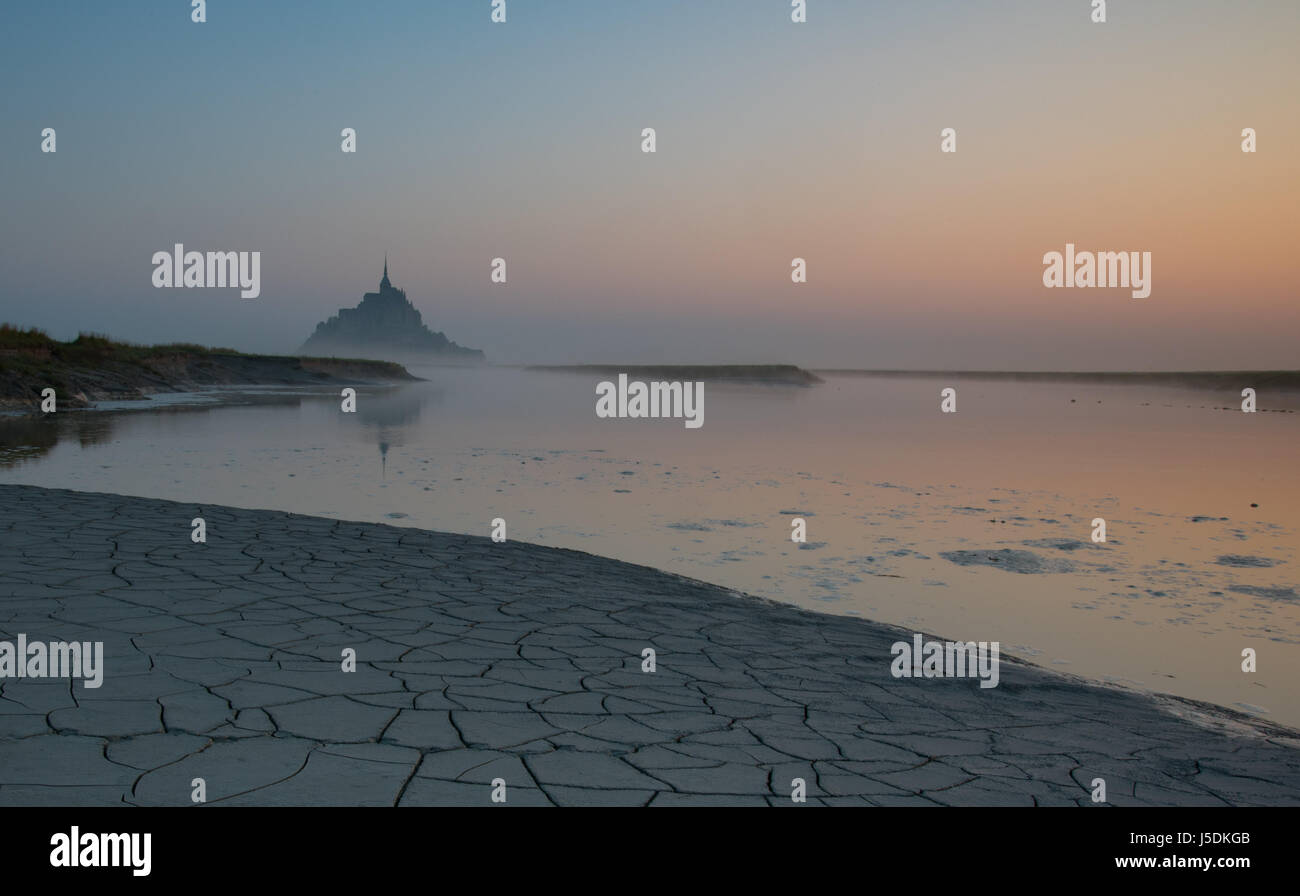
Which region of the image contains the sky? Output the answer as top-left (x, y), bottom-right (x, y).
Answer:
top-left (1, 0), bottom-right (1297, 369)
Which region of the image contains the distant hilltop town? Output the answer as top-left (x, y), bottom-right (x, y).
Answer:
top-left (300, 259), bottom-right (485, 363)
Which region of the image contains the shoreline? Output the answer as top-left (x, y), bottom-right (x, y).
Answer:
top-left (0, 327), bottom-right (419, 413)
top-left (816, 368), bottom-right (1300, 392)
top-left (1, 484), bottom-right (1297, 806)
top-left (11, 362), bottom-right (1300, 417)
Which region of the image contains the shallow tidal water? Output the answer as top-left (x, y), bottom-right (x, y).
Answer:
top-left (2, 368), bottom-right (1297, 727)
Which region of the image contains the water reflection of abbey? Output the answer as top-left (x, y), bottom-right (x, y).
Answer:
top-left (353, 381), bottom-right (442, 479)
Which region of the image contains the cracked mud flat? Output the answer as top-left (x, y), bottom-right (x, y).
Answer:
top-left (1, 484), bottom-right (1298, 807)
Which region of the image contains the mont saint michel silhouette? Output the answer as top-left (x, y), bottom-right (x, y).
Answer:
top-left (300, 258), bottom-right (485, 363)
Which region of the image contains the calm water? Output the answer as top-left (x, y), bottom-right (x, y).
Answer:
top-left (2, 368), bottom-right (1297, 726)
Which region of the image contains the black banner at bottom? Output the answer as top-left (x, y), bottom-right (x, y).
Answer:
top-left (5, 806), bottom-right (1284, 884)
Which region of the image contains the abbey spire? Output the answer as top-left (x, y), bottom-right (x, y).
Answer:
top-left (380, 254), bottom-right (391, 291)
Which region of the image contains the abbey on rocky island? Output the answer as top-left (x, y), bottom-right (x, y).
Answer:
top-left (300, 258), bottom-right (485, 363)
